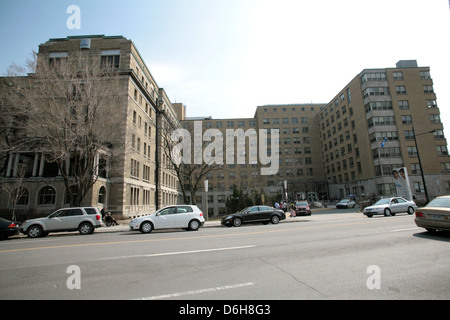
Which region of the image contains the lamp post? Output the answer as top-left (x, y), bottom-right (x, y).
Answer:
top-left (412, 126), bottom-right (435, 203)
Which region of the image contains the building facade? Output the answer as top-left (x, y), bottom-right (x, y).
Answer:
top-left (1, 35), bottom-right (449, 220)
top-left (0, 35), bottom-right (180, 219)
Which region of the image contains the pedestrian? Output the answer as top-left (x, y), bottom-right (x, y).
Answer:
top-left (275, 201), bottom-right (280, 209)
top-left (290, 203), bottom-right (296, 218)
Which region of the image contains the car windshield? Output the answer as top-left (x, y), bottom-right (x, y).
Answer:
top-left (295, 202), bottom-right (308, 206)
top-left (339, 200), bottom-right (349, 203)
top-left (374, 198), bottom-right (391, 205)
top-left (426, 197), bottom-right (450, 208)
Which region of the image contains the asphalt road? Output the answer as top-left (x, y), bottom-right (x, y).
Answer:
top-left (1, 209), bottom-right (449, 301)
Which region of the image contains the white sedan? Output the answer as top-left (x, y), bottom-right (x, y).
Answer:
top-left (363, 197), bottom-right (417, 217)
top-left (129, 205), bottom-right (205, 233)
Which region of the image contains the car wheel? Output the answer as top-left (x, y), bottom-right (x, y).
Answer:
top-left (271, 215), bottom-right (280, 224)
top-left (407, 206), bottom-right (415, 215)
top-left (188, 219), bottom-right (200, 231)
top-left (233, 217), bottom-right (242, 227)
top-left (79, 222), bottom-right (94, 235)
top-left (27, 225), bottom-right (43, 238)
top-left (384, 208), bottom-right (391, 216)
top-left (140, 221), bottom-right (153, 233)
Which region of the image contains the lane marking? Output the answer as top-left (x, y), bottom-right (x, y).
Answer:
top-left (0, 219), bottom-right (407, 254)
top-left (96, 245), bottom-right (256, 261)
top-left (390, 227), bottom-right (422, 232)
top-left (136, 282), bottom-right (255, 300)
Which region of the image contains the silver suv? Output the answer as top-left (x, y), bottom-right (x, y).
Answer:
top-left (20, 207), bottom-right (102, 238)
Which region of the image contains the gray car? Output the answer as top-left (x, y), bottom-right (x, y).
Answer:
top-left (363, 197), bottom-right (417, 217)
top-left (20, 207), bottom-right (102, 238)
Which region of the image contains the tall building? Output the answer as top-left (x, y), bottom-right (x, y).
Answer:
top-left (182, 61), bottom-right (450, 215)
top-left (0, 35), bottom-right (180, 219)
top-left (319, 60), bottom-right (450, 201)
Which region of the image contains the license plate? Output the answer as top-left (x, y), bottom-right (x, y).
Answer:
top-left (430, 214), bottom-right (442, 220)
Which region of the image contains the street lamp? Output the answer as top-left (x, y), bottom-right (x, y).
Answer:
top-left (412, 126), bottom-right (435, 203)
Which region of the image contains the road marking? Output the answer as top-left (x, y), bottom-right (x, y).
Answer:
top-left (390, 227), bottom-right (422, 232)
top-left (136, 282), bottom-right (255, 300)
top-left (0, 219), bottom-right (399, 254)
top-left (97, 245), bottom-right (256, 261)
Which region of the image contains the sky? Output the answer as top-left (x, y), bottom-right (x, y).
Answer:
top-left (1, 0), bottom-right (449, 136)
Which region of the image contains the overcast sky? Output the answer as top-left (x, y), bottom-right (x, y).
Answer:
top-left (1, 0), bottom-right (449, 136)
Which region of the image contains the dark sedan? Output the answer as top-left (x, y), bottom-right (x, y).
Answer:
top-left (221, 205), bottom-right (286, 227)
top-left (0, 217), bottom-right (20, 240)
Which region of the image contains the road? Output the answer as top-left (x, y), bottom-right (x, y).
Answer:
top-left (1, 209), bottom-right (449, 301)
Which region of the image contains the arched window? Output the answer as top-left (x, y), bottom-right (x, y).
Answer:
top-left (38, 186), bottom-right (56, 205)
top-left (98, 186), bottom-right (106, 204)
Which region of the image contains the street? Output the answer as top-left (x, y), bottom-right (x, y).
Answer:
top-left (1, 209), bottom-right (449, 300)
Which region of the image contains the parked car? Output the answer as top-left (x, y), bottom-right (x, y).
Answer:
top-left (222, 205), bottom-right (286, 227)
top-left (363, 197), bottom-right (417, 217)
top-left (20, 207), bottom-right (102, 238)
top-left (129, 205), bottom-right (205, 233)
top-left (415, 195), bottom-right (450, 233)
top-left (0, 217), bottom-right (20, 240)
top-left (336, 199), bottom-right (356, 209)
top-left (294, 201), bottom-right (311, 216)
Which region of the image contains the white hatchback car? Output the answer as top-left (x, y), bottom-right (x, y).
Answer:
top-left (20, 207), bottom-right (102, 238)
top-left (129, 205), bottom-right (205, 233)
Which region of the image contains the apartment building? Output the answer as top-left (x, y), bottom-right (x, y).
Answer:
top-left (0, 35), bottom-right (180, 219)
top-left (318, 60), bottom-right (450, 201)
top-left (183, 61), bottom-right (450, 215)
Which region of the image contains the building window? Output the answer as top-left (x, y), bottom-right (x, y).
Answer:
top-left (437, 146), bottom-right (449, 156)
top-left (100, 50), bottom-right (120, 68)
top-left (423, 85), bottom-right (434, 94)
top-left (401, 115), bottom-right (413, 125)
top-left (38, 186), bottom-right (56, 205)
top-left (398, 100), bottom-right (409, 109)
top-left (393, 71), bottom-right (403, 80)
top-left (395, 86), bottom-right (407, 95)
top-left (430, 114), bottom-right (441, 124)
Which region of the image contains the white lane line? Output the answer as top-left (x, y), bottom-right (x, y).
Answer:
top-left (136, 282), bottom-right (255, 300)
top-left (390, 227), bottom-right (422, 232)
top-left (97, 245), bottom-right (256, 261)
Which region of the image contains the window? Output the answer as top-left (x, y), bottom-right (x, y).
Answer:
top-left (398, 100), bottom-right (409, 109)
top-left (395, 86), bottom-right (407, 95)
top-left (100, 50), bottom-right (120, 68)
top-left (426, 100), bottom-right (437, 108)
top-left (430, 114), bottom-right (440, 124)
top-left (420, 71), bottom-right (431, 79)
top-left (363, 87), bottom-right (390, 98)
top-left (423, 85), bottom-right (434, 94)
top-left (437, 146), bottom-right (448, 156)
top-left (393, 72), bottom-right (403, 80)
top-left (38, 186), bottom-right (56, 205)
top-left (401, 115), bottom-right (413, 125)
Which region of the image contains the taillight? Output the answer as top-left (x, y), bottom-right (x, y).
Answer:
top-left (8, 222), bottom-right (17, 228)
top-left (96, 214), bottom-right (101, 221)
top-left (415, 211), bottom-right (424, 218)
top-left (199, 212), bottom-right (203, 217)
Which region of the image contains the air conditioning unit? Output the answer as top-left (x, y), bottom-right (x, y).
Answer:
top-left (80, 38), bottom-right (91, 49)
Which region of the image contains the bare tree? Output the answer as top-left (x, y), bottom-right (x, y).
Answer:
top-left (160, 120), bottom-right (226, 205)
top-left (1, 52), bottom-right (125, 207)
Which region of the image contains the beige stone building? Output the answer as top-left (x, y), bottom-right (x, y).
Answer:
top-left (0, 35), bottom-right (180, 219)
